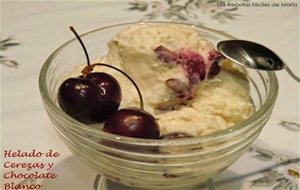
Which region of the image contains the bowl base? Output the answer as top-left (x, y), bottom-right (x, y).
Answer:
top-left (94, 175), bottom-right (215, 190)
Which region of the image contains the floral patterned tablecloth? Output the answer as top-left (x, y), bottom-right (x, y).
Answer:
top-left (1, 1), bottom-right (299, 190)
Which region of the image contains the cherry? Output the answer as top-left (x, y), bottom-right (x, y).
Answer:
top-left (103, 108), bottom-right (159, 139)
top-left (58, 78), bottom-right (98, 123)
top-left (92, 64), bottom-right (160, 139)
top-left (58, 73), bottom-right (121, 123)
top-left (208, 61), bottom-right (221, 79)
top-left (90, 65), bottom-right (160, 139)
top-left (58, 27), bottom-right (121, 123)
top-left (86, 72), bottom-right (121, 122)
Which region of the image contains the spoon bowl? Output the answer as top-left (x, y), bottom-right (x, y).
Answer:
top-left (217, 40), bottom-right (299, 82)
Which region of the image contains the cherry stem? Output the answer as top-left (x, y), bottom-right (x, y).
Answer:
top-left (69, 26), bottom-right (145, 110)
top-left (69, 26), bottom-right (90, 66)
top-left (92, 63), bottom-right (144, 111)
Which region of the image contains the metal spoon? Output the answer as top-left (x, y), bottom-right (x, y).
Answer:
top-left (217, 40), bottom-right (300, 82)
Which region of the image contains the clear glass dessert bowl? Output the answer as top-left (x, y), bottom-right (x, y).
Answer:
top-left (39, 21), bottom-right (278, 190)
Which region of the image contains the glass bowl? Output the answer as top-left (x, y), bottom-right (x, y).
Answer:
top-left (39, 21), bottom-right (278, 190)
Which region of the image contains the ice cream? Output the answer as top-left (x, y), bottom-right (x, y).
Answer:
top-left (70, 23), bottom-right (254, 137)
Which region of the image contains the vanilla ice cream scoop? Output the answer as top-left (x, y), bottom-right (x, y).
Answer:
top-left (72, 23), bottom-right (254, 137)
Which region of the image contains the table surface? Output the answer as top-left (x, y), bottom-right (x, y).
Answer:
top-left (1, 1), bottom-right (299, 190)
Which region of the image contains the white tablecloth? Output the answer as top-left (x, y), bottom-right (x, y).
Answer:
top-left (1, 1), bottom-right (299, 190)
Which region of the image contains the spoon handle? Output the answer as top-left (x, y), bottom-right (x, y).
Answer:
top-left (285, 65), bottom-right (300, 83)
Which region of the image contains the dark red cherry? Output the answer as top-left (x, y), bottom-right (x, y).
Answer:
top-left (58, 72), bottom-right (122, 124)
top-left (58, 78), bottom-right (98, 123)
top-left (208, 61), bottom-right (221, 79)
top-left (87, 72), bottom-right (121, 122)
top-left (103, 108), bottom-right (160, 139)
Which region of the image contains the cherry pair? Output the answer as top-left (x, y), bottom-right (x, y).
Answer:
top-left (58, 26), bottom-right (159, 139)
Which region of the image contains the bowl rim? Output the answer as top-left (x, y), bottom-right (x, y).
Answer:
top-left (39, 21), bottom-right (279, 146)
